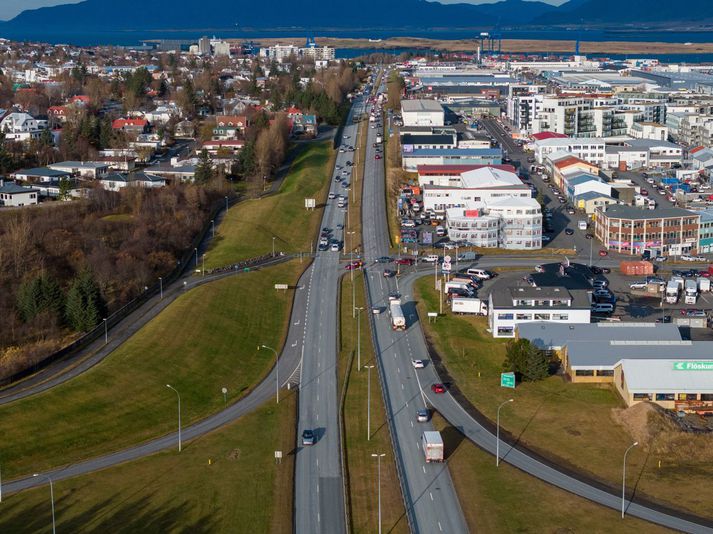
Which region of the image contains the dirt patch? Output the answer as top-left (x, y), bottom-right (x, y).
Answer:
top-left (612, 402), bottom-right (713, 462)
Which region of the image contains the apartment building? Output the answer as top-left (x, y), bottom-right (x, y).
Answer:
top-left (530, 95), bottom-right (631, 139)
top-left (534, 137), bottom-right (606, 166)
top-left (595, 204), bottom-right (700, 257)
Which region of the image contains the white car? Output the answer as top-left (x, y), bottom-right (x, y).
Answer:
top-left (681, 254), bottom-right (694, 262)
top-left (423, 254), bottom-right (439, 263)
top-left (330, 242), bottom-right (341, 252)
top-left (629, 281), bottom-right (648, 290)
top-left (655, 256), bottom-right (668, 262)
top-left (401, 219), bottom-right (416, 228)
top-left (411, 359), bottom-right (425, 369)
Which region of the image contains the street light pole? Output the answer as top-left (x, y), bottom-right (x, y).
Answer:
top-left (32, 473), bottom-right (55, 534)
top-left (622, 441), bottom-right (639, 518)
top-left (159, 277), bottom-right (163, 300)
top-left (194, 247), bottom-right (198, 268)
top-left (365, 364), bottom-right (375, 440)
top-left (260, 345), bottom-right (279, 404)
top-left (272, 236), bottom-right (276, 258)
top-left (225, 195), bottom-right (229, 212)
top-left (371, 453), bottom-right (386, 534)
top-left (103, 317), bottom-right (108, 345)
top-left (211, 219), bottom-right (215, 238)
top-left (496, 398), bottom-right (514, 467)
top-left (166, 384), bottom-right (181, 452)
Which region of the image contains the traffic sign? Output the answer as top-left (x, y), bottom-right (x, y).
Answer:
top-left (444, 255), bottom-right (452, 263)
top-left (500, 372), bottom-right (516, 388)
top-left (441, 262), bottom-right (451, 272)
top-left (673, 361), bottom-right (713, 371)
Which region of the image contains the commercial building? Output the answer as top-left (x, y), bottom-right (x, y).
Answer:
top-left (401, 99), bottom-right (445, 127)
top-left (517, 322), bottom-right (713, 411)
top-left (488, 285), bottom-right (591, 338)
top-left (417, 164), bottom-right (516, 187)
top-left (401, 148), bottom-right (501, 172)
top-left (534, 137), bottom-right (606, 167)
top-left (594, 204), bottom-right (700, 257)
top-left (446, 196), bottom-right (542, 250)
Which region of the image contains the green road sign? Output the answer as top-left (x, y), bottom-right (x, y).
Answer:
top-left (500, 372), bottom-right (516, 388)
top-left (673, 361), bottom-right (713, 371)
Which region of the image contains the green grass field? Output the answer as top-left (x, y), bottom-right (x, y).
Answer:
top-left (205, 141), bottom-right (335, 267)
top-left (339, 272), bottom-right (408, 534)
top-left (432, 413), bottom-right (670, 533)
top-left (414, 276), bottom-right (713, 518)
top-left (0, 395), bottom-right (297, 534)
top-left (0, 260), bottom-right (304, 479)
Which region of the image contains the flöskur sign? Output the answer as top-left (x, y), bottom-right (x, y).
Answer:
top-left (672, 361), bottom-right (713, 371)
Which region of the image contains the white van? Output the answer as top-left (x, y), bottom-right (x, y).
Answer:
top-left (591, 303), bottom-right (614, 315)
top-left (466, 268), bottom-right (491, 280)
top-left (423, 254), bottom-right (439, 263)
top-left (578, 220), bottom-right (587, 231)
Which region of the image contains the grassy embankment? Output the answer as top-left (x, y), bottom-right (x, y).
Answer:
top-left (415, 277), bottom-right (713, 518)
top-left (431, 413), bottom-right (670, 533)
top-left (339, 271), bottom-right (408, 533)
top-left (0, 260), bottom-right (303, 479)
top-left (0, 395), bottom-right (297, 534)
top-left (205, 140), bottom-right (335, 267)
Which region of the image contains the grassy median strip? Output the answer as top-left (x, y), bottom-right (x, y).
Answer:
top-left (0, 394), bottom-right (297, 533)
top-left (339, 271), bottom-right (408, 534)
top-left (414, 276), bottom-right (713, 518)
top-left (0, 260), bottom-right (304, 479)
top-left (205, 141), bottom-right (335, 267)
top-left (431, 412), bottom-right (670, 533)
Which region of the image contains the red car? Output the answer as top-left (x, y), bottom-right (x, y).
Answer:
top-left (431, 383), bottom-right (446, 394)
top-left (599, 250), bottom-right (608, 257)
top-left (345, 260), bottom-right (363, 270)
top-left (395, 258), bottom-right (415, 266)
top-left (375, 154), bottom-right (382, 160)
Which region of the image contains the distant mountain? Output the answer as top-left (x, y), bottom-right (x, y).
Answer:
top-left (537, 0), bottom-right (713, 24)
top-left (478, 0), bottom-right (558, 25)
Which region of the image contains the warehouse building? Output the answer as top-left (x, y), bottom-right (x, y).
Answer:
top-left (518, 322), bottom-right (713, 412)
top-left (401, 99), bottom-right (445, 127)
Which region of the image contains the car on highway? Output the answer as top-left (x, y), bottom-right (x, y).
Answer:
top-left (330, 242), bottom-right (341, 252)
top-left (412, 359), bottom-right (425, 369)
top-left (383, 269), bottom-right (394, 278)
top-left (431, 383), bottom-right (447, 394)
top-left (416, 409), bottom-right (430, 423)
top-left (328, 192), bottom-right (336, 199)
top-left (375, 154), bottom-right (382, 160)
top-left (302, 429), bottom-right (315, 446)
top-left (376, 256), bottom-right (392, 263)
top-left (388, 291), bottom-right (400, 301)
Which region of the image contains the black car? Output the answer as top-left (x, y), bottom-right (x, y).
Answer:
top-left (302, 429), bottom-right (315, 446)
top-left (565, 228), bottom-right (574, 235)
top-left (656, 315), bottom-right (672, 324)
top-left (376, 256), bottom-right (392, 263)
top-left (585, 233), bottom-right (593, 240)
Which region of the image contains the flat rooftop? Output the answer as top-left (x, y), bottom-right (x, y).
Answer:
top-left (518, 322), bottom-right (682, 349)
top-left (568, 340), bottom-right (713, 368)
top-left (401, 99), bottom-right (444, 113)
top-left (600, 204), bottom-right (697, 220)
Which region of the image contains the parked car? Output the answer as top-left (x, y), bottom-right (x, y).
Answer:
top-left (593, 289), bottom-right (611, 298)
top-left (565, 228), bottom-right (574, 235)
top-left (629, 281), bottom-right (648, 290)
top-left (591, 303), bottom-right (614, 315)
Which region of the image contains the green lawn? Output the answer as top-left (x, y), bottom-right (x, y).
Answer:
top-left (0, 394), bottom-right (297, 534)
top-left (414, 277), bottom-right (713, 518)
top-left (339, 272), bottom-right (408, 534)
top-left (205, 141), bottom-right (335, 268)
top-left (0, 260), bottom-right (304, 479)
top-left (432, 413), bottom-right (670, 534)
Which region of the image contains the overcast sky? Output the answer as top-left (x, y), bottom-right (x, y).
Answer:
top-left (0, 0), bottom-right (566, 21)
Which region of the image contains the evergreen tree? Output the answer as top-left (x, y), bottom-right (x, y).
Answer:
top-left (65, 270), bottom-right (105, 332)
top-left (503, 338), bottom-right (550, 383)
top-left (194, 149), bottom-right (214, 184)
top-left (16, 274), bottom-right (64, 323)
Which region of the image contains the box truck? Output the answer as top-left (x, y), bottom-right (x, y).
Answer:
top-left (421, 431), bottom-right (444, 463)
top-left (390, 299), bottom-right (406, 330)
top-left (685, 279), bottom-right (698, 304)
top-left (665, 280), bottom-right (680, 304)
top-left (451, 297), bottom-right (487, 315)
top-left (698, 277), bottom-right (711, 293)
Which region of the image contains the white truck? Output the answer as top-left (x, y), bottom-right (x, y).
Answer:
top-left (376, 135), bottom-right (383, 144)
top-left (390, 299), bottom-right (406, 330)
top-left (685, 279), bottom-right (698, 304)
top-left (698, 277), bottom-right (711, 293)
top-left (451, 297), bottom-right (487, 315)
top-left (421, 431), bottom-right (444, 463)
top-left (665, 280), bottom-right (680, 304)
top-left (578, 220), bottom-right (588, 230)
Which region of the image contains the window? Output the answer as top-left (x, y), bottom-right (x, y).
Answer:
top-left (534, 313), bottom-right (550, 320)
top-left (515, 313), bottom-right (532, 321)
top-left (498, 313), bottom-right (514, 320)
top-left (597, 369), bottom-right (614, 377)
top-left (497, 326), bottom-right (514, 336)
top-left (551, 313), bottom-right (569, 321)
top-left (655, 393), bottom-right (675, 401)
top-left (633, 393), bottom-right (652, 400)
top-left (575, 369), bottom-right (594, 376)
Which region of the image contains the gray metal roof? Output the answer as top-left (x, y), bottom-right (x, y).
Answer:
top-left (401, 99), bottom-right (444, 113)
top-left (567, 340), bottom-right (713, 368)
top-left (601, 204), bottom-right (697, 220)
top-left (518, 322), bottom-right (682, 350)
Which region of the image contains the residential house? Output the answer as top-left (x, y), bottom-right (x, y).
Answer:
top-left (112, 118), bottom-right (149, 133)
top-left (0, 112), bottom-right (48, 141)
top-left (0, 180), bottom-right (39, 207)
top-left (98, 172), bottom-right (166, 191)
top-left (202, 140), bottom-right (244, 156)
top-left (48, 161), bottom-right (109, 179)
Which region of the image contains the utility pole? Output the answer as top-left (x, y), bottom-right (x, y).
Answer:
top-left (365, 364), bottom-right (375, 440)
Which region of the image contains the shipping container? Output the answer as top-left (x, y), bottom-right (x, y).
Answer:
top-left (619, 261), bottom-right (654, 276)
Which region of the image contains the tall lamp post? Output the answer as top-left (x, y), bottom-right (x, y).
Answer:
top-left (211, 219), bottom-right (215, 238)
top-left (272, 236), bottom-right (276, 258)
top-left (194, 247), bottom-right (198, 268)
top-left (260, 345), bottom-right (279, 404)
top-left (32, 473), bottom-right (55, 534)
top-left (354, 306), bottom-right (364, 370)
top-left (371, 453), bottom-right (386, 534)
top-left (166, 384), bottom-right (182, 452)
top-left (103, 317), bottom-right (108, 345)
top-left (364, 364), bottom-right (375, 440)
top-left (622, 441), bottom-right (639, 518)
top-left (159, 277), bottom-right (163, 300)
top-left (496, 398), bottom-right (514, 467)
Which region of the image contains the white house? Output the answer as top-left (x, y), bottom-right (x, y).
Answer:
top-left (488, 285), bottom-right (592, 338)
top-left (533, 137), bottom-right (607, 166)
top-left (98, 172), bottom-right (166, 191)
top-left (0, 181), bottom-right (39, 207)
top-left (0, 112), bottom-right (48, 141)
top-left (48, 161), bottom-right (110, 179)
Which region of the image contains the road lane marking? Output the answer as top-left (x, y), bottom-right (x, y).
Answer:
top-left (422, 466), bottom-right (426, 473)
top-left (438, 521), bottom-right (443, 531)
top-left (430, 492), bottom-right (434, 501)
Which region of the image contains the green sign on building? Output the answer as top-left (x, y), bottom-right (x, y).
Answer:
top-left (500, 372), bottom-right (516, 388)
top-left (673, 361), bottom-right (713, 371)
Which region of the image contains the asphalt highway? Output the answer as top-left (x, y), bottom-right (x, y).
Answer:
top-left (361, 80), bottom-right (469, 533)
